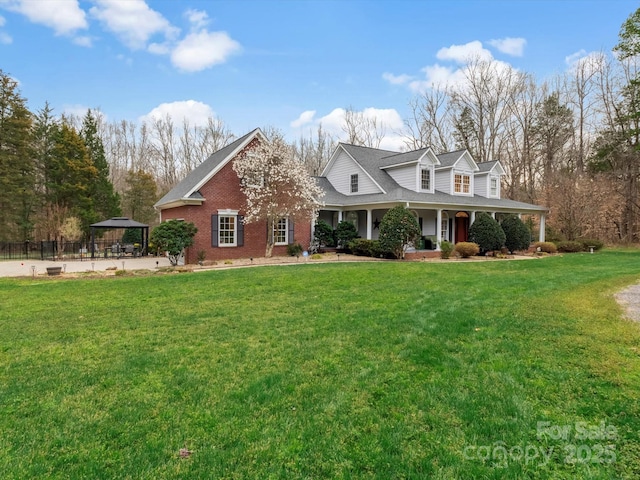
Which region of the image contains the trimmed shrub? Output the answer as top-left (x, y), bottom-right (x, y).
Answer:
top-left (440, 240), bottom-right (454, 259)
top-left (534, 241), bottom-right (557, 254)
top-left (314, 220), bottom-right (335, 247)
top-left (286, 242), bottom-right (303, 256)
top-left (378, 206), bottom-right (421, 259)
top-left (349, 239), bottom-right (383, 257)
top-left (501, 215), bottom-right (531, 252)
top-left (335, 221), bottom-right (358, 249)
top-left (556, 240), bottom-right (584, 253)
top-left (469, 212), bottom-right (506, 253)
top-left (578, 238), bottom-right (604, 251)
top-left (455, 242), bottom-right (480, 258)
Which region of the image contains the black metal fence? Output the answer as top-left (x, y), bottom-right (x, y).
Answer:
top-left (0, 241), bottom-right (147, 261)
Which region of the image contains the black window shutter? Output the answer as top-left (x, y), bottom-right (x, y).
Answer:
top-left (211, 215), bottom-right (218, 247)
top-left (288, 219), bottom-right (294, 244)
top-left (237, 215), bottom-right (244, 246)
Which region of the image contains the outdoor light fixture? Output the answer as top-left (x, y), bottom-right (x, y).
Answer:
top-left (63, 264), bottom-right (66, 273)
top-left (31, 265), bottom-right (36, 277)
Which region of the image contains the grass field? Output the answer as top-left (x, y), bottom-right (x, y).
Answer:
top-left (1, 251), bottom-right (640, 479)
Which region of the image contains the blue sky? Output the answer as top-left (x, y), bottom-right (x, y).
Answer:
top-left (0, 0), bottom-right (637, 149)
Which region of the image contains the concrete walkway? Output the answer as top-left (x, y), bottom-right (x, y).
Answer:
top-left (0, 256), bottom-right (172, 277)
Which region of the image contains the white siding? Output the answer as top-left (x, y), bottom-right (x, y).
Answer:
top-left (326, 150), bottom-right (381, 195)
top-left (435, 169), bottom-right (451, 194)
top-left (387, 165), bottom-right (418, 191)
top-left (475, 173), bottom-right (489, 197)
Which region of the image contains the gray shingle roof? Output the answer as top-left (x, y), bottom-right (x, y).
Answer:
top-left (319, 145), bottom-right (545, 213)
top-left (477, 160), bottom-right (499, 173)
top-left (378, 147), bottom-right (432, 168)
top-left (155, 129), bottom-right (260, 208)
top-left (436, 149), bottom-right (466, 167)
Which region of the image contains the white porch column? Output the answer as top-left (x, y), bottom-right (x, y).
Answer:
top-left (539, 214), bottom-right (546, 242)
top-left (470, 211), bottom-right (476, 225)
top-left (436, 209), bottom-right (442, 251)
top-left (490, 211), bottom-right (496, 219)
top-left (338, 210), bottom-right (343, 222)
top-left (366, 209), bottom-right (372, 240)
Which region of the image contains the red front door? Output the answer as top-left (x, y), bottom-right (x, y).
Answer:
top-left (455, 216), bottom-right (469, 243)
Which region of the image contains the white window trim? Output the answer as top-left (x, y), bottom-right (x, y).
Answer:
top-left (490, 176), bottom-right (499, 197)
top-left (453, 171), bottom-right (473, 196)
top-left (441, 212), bottom-right (449, 242)
top-left (350, 173), bottom-right (359, 193)
top-left (218, 209), bottom-right (239, 247)
top-left (273, 217), bottom-right (288, 246)
top-left (419, 166), bottom-right (433, 192)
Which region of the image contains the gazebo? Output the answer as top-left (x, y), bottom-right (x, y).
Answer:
top-left (90, 217), bottom-right (149, 259)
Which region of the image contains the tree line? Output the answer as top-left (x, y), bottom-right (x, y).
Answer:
top-left (2, 8), bottom-right (640, 245)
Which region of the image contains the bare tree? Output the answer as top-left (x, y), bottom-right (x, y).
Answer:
top-left (293, 123), bottom-right (335, 176)
top-left (403, 89), bottom-right (453, 152)
top-left (342, 106), bottom-right (387, 148)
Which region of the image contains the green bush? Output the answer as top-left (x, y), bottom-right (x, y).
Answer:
top-left (286, 242), bottom-right (303, 256)
top-left (534, 241), bottom-right (557, 254)
top-left (469, 212), bottom-right (506, 253)
top-left (440, 240), bottom-right (454, 259)
top-left (349, 239), bottom-right (382, 257)
top-left (454, 242), bottom-right (480, 258)
top-left (578, 238), bottom-right (604, 251)
top-left (122, 228), bottom-right (142, 244)
top-left (556, 240), bottom-right (584, 253)
top-left (335, 221), bottom-right (358, 249)
top-left (501, 215), bottom-right (531, 252)
top-left (378, 206), bottom-right (422, 259)
top-left (313, 220), bottom-right (335, 247)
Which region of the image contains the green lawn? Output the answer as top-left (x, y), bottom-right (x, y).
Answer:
top-left (1, 252), bottom-right (640, 479)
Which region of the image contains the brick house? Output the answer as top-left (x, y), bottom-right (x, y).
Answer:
top-left (154, 128), bottom-right (312, 263)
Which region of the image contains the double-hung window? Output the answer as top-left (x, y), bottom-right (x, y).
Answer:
top-left (274, 218), bottom-right (288, 245)
top-left (421, 168), bottom-right (431, 190)
top-left (219, 215), bottom-right (236, 246)
top-left (454, 174), bottom-right (470, 194)
top-left (350, 174), bottom-right (358, 193)
top-left (490, 177), bottom-right (498, 196)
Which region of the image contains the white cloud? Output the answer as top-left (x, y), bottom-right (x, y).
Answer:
top-left (290, 110), bottom-right (316, 128)
top-left (488, 37), bottom-right (526, 57)
top-left (565, 49), bottom-right (588, 66)
top-left (89, 0), bottom-right (178, 50)
top-left (0, 14), bottom-right (5, 26)
top-left (140, 100), bottom-right (216, 127)
top-left (0, 31), bottom-right (11, 44)
top-left (62, 103), bottom-right (91, 118)
top-left (436, 40), bottom-right (492, 64)
top-left (0, 0), bottom-right (87, 35)
top-left (73, 35), bottom-right (92, 47)
top-left (296, 106), bottom-right (405, 150)
top-left (170, 30), bottom-right (241, 72)
top-left (382, 72), bottom-right (413, 85)
top-left (185, 8), bottom-right (209, 29)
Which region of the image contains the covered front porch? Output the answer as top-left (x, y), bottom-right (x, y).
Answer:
top-left (317, 203), bottom-right (546, 251)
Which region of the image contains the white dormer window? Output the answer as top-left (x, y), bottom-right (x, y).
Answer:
top-left (490, 177), bottom-right (498, 196)
top-left (350, 174), bottom-right (359, 193)
top-left (421, 168), bottom-right (431, 191)
top-left (454, 174), bottom-right (471, 194)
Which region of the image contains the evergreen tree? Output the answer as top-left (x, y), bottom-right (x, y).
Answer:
top-left (501, 215), bottom-right (531, 252)
top-left (378, 205), bottom-right (421, 259)
top-left (81, 109), bottom-right (120, 220)
top-left (469, 212), bottom-right (506, 252)
top-left (122, 169), bottom-right (158, 225)
top-left (47, 122), bottom-right (99, 237)
top-left (0, 70), bottom-right (34, 241)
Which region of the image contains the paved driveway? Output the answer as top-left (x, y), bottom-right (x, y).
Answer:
top-left (0, 257), bottom-right (172, 277)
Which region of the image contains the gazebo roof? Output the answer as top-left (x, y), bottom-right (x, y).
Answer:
top-left (90, 217), bottom-right (149, 229)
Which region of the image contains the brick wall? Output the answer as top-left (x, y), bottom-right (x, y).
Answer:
top-left (160, 152), bottom-right (312, 263)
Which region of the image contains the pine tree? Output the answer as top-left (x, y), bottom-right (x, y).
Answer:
top-left (81, 109), bottom-right (120, 221)
top-left (0, 70), bottom-right (34, 241)
top-left (47, 122), bottom-right (99, 237)
top-left (122, 169), bottom-right (158, 225)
